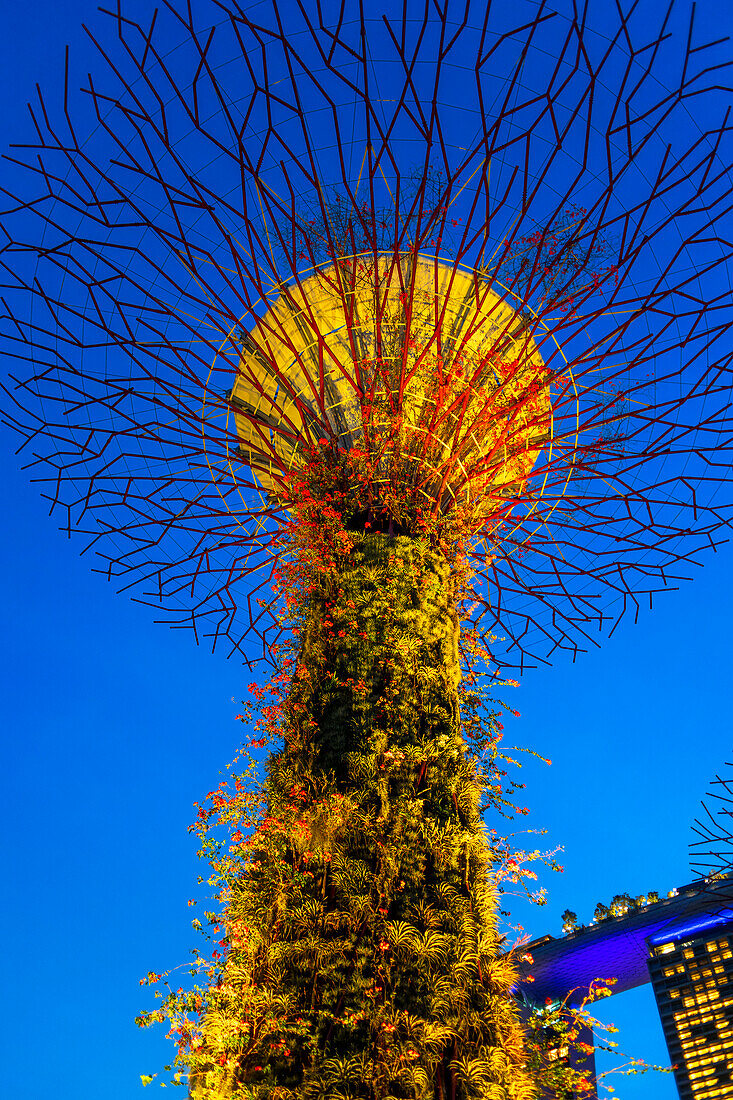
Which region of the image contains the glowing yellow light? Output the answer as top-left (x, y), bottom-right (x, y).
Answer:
top-left (231, 254), bottom-right (550, 524)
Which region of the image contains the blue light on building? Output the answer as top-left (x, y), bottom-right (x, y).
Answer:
top-left (517, 875), bottom-right (733, 1098)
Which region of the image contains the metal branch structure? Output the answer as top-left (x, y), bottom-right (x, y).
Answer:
top-left (692, 758), bottom-right (733, 882)
top-left (2, 0), bottom-right (733, 670)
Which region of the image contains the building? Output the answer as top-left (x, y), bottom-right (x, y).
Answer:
top-left (649, 917), bottom-right (733, 1097)
top-left (517, 876), bottom-right (733, 1099)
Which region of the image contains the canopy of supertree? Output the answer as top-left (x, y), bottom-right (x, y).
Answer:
top-left (232, 254), bottom-right (549, 533)
top-left (3, 0), bottom-right (733, 669)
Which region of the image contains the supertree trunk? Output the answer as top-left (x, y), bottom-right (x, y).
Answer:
top-left (190, 533), bottom-right (533, 1099)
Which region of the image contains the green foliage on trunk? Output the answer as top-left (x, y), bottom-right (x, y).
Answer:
top-left (187, 535), bottom-right (534, 1100)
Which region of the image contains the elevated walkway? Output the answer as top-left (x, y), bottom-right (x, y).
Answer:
top-left (518, 876), bottom-right (733, 1005)
top-left (517, 876), bottom-right (733, 1098)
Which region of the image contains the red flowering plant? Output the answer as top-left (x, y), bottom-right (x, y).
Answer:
top-left (521, 981), bottom-right (674, 1098)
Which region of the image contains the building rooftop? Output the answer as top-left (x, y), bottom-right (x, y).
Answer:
top-left (517, 876), bottom-right (733, 1006)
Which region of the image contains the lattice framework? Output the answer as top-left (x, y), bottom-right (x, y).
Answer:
top-left (2, 0), bottom-right (733, 669)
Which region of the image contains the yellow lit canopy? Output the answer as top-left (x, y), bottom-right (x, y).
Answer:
top-left (230, 253), bottom-right (550, 525)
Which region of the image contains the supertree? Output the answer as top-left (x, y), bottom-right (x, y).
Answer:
top-left (2, 1), bottom-right (733, 1098)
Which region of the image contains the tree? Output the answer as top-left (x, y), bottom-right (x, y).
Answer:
top-left (3, 2), bottom-right (733, 1098)
top-left (561, 911), bottom-right (579, 935)
top-left (169, 524), bottom-right (535, 1098)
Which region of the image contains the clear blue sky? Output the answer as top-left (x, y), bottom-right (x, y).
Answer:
top-left (1, 3), bottom-right (732, 1098)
